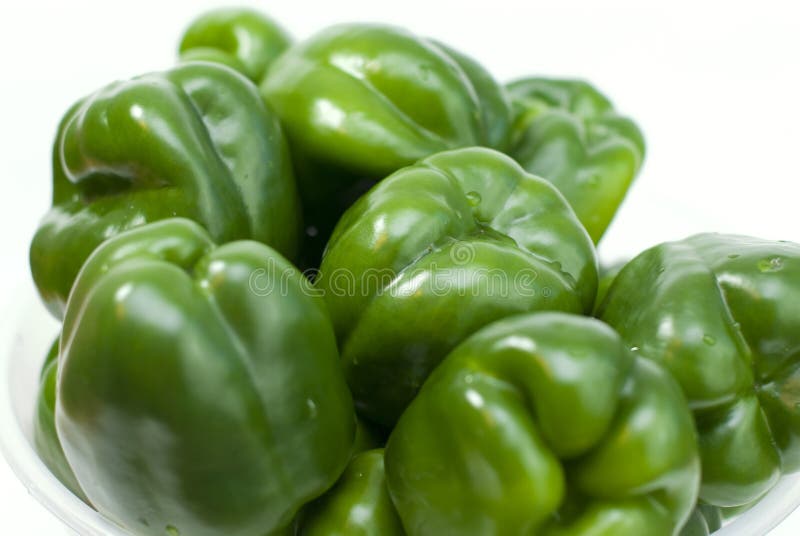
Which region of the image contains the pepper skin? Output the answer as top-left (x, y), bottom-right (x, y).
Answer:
top-left (179, 8), bottom-right (292, 83)
top-left (597, 234), bottom-right (800, 507)
top-left (385, 313), bottom-right (700, 536)
top-left (261, 24), bottom-right (512, 266)
top-left (506, 78), bottom-right (645, 243)
top-left (30, 62), bottom-right (299, 318)
top-left (33, 339), bottom-right (88, 503)
top-left (679, 504), bottom-right (721, 536)
top-left (593, 260), bottom-right (626, 314)
top-left (317, 147), bottom-right (597, 427)
top-left (55, 219), bottom-right (354, 536)
top-left (297, 449), bottom-right (405, 536)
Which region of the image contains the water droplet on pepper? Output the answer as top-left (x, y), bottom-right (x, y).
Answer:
top-left (465, 191), bottom-right (482, 206)
top-left (758, 257), bottom-right (783, 272)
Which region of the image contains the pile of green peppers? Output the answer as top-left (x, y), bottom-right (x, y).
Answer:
top-left (28, 7), bottom-right (800, 536)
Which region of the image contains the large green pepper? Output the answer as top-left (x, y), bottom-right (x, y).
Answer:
top-left (597, 234), bottom-right (800, 507)
top-left (506, 78), bottom-right (645, 243)
top-left (179, 8), bottom-right (292, 82)
top-left (297, 449), bottom-right (405, 536)
top-left (261, 24), bottom-right (512, 265)
top-left (55, 218), bottom-right (355, 536)
top-left (317, 147), bottom-right (597, 427)
top-left (30, 62), bottom-right (299, 317)
top-left (385, 313), bottom-right (700, 536)
top-left (33, 339), bottom-right (88, 503)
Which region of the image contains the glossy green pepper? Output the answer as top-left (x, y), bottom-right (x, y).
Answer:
top-left (33, 339), bottom-right (88, 503)
top-left (297, 449), bottom-right (404, 536)
top-left (317, 147), bottom-right (597, 427)
top-left (679, 504), bottom-right (721, 536)
top-left (179, 8), bottom-right (292, 82)
top-left (30, 62), bottom-right (299, 317)
top-left (385, 313), bottom-right (700, 536)
top-left (598, 234), bottom-right (800, 507)
top-left (506, 78), bottom-right (645, 242)
top-left (261, 24), bottom-right (512, 265)
top-left (55, 218), bottom-right (355, 536)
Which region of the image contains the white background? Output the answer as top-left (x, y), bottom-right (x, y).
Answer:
top-left (1, 0), bottom-right (799, 533)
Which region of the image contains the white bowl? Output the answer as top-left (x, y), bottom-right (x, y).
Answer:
top-left (3, 290), bottom-right (800, 535)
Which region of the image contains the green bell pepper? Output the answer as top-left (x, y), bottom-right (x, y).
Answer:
top-left (317, 147), bottom-right (597, 427)
top-left (506, 78), bottom-right (645, 243)
top-left (179, 8), bottom-right (292, 83)
top-left (297, 449), bottom-right (405, 536)
top-left (679, 504), bottom-right (722, 536)
top-left (55, 218), bottom-right (355, 536)
top-left (385, 312), bottom-right (700, 536)
top-left (33, 339), bottom-right (88, 503)
top-left (597, 234), bottom-right (800, 507)
top-left (30, 62), bottom-right (299, 317)
top-left (261, 24), bottom-right (512, 265)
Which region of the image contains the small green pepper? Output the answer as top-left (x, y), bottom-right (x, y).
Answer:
top-left (179, 8), bottom-right (292, 82)
top-left (506, 78), bottom-right (645, 243)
